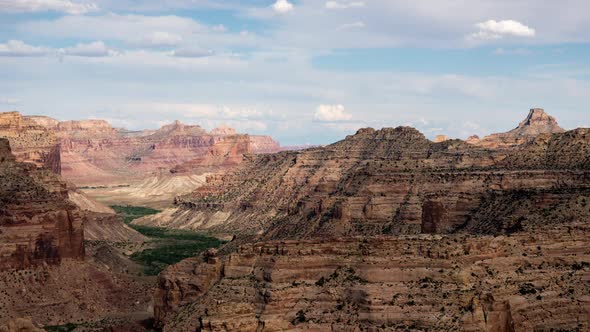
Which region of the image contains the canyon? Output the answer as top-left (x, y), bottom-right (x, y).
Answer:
top-left (0, 137), bottom-right (153, 329)
top-left (0, 111), bottom-right (281, 208)
top-left (1, 108), bottom-right (589, 331)
top-left (144, 108), bottom-right (590, 331)
top-left (136, 109), bottom-right (586, 239)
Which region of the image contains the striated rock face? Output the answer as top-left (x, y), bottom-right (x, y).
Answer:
top-left (56, 119), bottom-right (119, 137)
top-left (0, 112), bottom-right (281, 185)
top-left (84, 212), bottom-right (147, 243)
top-left (0, 138), bottom-right (84, 271)
top-left (146, 108), bottom-right (590, 331)
top-left (156, 223), bottom-right (590, 331)
top-left (473, 108), bottom-right (565, 148)
top-left (0, 112), bottom-right (61, 174)
top-left (136, 113), bottom-right (590, 240)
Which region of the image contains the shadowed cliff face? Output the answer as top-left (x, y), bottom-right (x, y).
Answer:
top-left (135, 111), bottom-right (590, 240)
top-left (0, 138), bottom-right (84, 271)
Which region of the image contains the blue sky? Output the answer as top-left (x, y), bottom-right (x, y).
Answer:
top-left (1, 0), bottom-right (590, 145)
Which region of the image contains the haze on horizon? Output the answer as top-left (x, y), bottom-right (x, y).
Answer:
top-left (1, 0), bottom-right (589, 145)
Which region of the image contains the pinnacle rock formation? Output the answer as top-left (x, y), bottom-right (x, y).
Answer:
top-left (513, 108), bottom-right (564, 136)
top-left (472, 108), bottom-right (565, 148)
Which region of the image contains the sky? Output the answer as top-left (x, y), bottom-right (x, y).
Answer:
top-left (1, 0), bottom-right (590, 145)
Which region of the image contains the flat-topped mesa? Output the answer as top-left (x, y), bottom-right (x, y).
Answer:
top-left (473, 108), bottom-right (565, 148)
top-left (26, 115), bottom-right (60, 129)
top-left (154, 120), bottom-right (208, 137)
top-left (1, 111), bottom-right (281, 185)
top-left (210, 125), bottom-right (237, 136)
top-left (56, 119), bottom-right (118, 137)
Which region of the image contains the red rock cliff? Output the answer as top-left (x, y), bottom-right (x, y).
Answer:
top-left (0, 112), bottom-right (61, 174)
top-left (0, 138), bottom-right (84, 271)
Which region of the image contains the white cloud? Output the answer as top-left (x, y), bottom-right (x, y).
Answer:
top-left (0, 97), bottom-right (20, 105)
top-left (493, 48), bottom-right (532, 56)
top-left (172, 48), bottom-right (214, 58)
top-left (314, 104), bottom-right (353, 122)
top-left (0, 0), bottom-right (98, 15)
top-left (325, 1), bottom-right (365, 10)
top-left (272, 0), bottom-right (293, 14)
top-left (469, 20), bottom-right (536, 40)
top-left (0, 40), bottom-right (49, 57)
top-left (337, 21), bottom-right (366, 30)
top-left (19, 14), bottom-right (206, 43)
top-left (211, 24), bottom-right (227, 33)
top-left (61, 41), bottom-right (117, 57)
top-left (18, 14), bottom-right (262, 51)
top-left (134, 32), bottom-right (183, 47)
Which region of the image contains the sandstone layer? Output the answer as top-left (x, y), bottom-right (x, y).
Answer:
top-left (0, 137), bottom-right (152, 328)
top-left (135, 110), bottom-right (590, 241)
top-left (0, 111), bottom-right (281, 187)
top-left (150, 109), bottom-right (590, 330)
top-left (0, 138), bottom-right (84, 271)
top-left (156, 223), bottom-right (590, 331)
top-left (0, 111), bottom-right (61, 173)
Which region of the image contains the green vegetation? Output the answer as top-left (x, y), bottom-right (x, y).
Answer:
top-left (111, 205), bottom-right (225, 276)
top-left (44, 323), bottom-right (79, 332)
top-left (292, 310), bottom-right (307, 324)
top-left (111, 205), bottom-right (161, 224)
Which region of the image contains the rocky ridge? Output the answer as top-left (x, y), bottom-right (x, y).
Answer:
top-left (149, 109), bottom-right (590, 330)
top-left (135, 110), bottom-right (590, 240)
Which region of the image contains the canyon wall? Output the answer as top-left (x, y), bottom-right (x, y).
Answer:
top-left (0, 112), bottom-right (281, 186)
top-left (0, 138), bottom-right (84, 271)
top-left (136, 114), bottom-right (590, 240)
top-left (156, 224), bottom-right (590, 331)
top-left (0, 111), bottom-right (61, 174)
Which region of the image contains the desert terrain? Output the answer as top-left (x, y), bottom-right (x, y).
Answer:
top-left (0, 108), bottom-right (589, 331)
